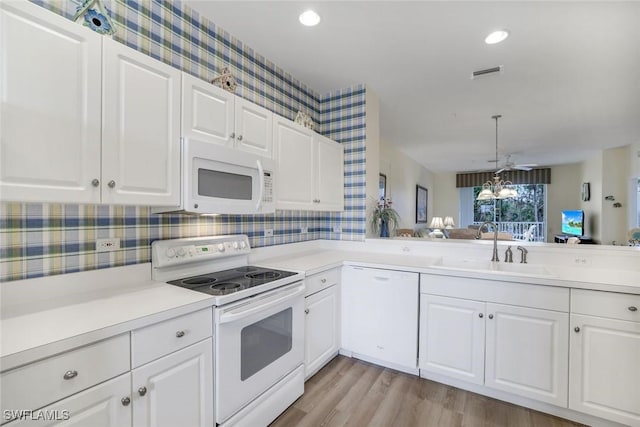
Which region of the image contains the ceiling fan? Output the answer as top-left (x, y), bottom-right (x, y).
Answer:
top-left (488, 154), bottom-right (538, 173)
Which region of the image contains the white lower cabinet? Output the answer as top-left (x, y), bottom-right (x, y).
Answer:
top-left (419, 274), bottom-right (569, 408)
top-left (132, 339), bottom-right (213, 427)
top-left (569, 289), bottom-right (640, 426)
top-left (9, 374), bottom-right (131, 427)
top-left (305, 284), bottom-right (340, 379)
top-left (341, 266), bottom-right (419, 372)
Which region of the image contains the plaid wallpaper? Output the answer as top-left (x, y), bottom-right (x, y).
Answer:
top-left (0, 0), bottom-right (368, 281)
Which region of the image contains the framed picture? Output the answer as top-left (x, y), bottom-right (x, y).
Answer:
top-left (416, 185), bottom-right (428, 223)
top-left (379, 174), bottom-right (387, 200)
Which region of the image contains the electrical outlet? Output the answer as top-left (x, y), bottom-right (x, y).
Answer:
top-left (333, 226), bottom-right (342, 233)
top-left (300, 226), bottom-right (308, 234)
top-left (572, 257), bottom-right (591, 266)
top-left (264, 229), bottom-right (274, 237)
top-left (96, 238), bottom-right (120, 252)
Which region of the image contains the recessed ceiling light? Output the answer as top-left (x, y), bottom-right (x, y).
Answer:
top-left (299, 10), bottom-right (320, 27)
top-left (485, 30), bottom-right (509, 45)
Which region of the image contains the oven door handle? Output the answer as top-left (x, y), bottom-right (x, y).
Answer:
top-left (256, 159), bottom-right (264, 212)
top-left (218, 283), bottom-right (305, 324)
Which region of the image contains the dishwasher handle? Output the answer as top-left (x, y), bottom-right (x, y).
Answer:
top-left (218, 283), bottom-right (305, 324)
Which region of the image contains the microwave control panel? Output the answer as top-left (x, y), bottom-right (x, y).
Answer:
top-left (263, 172), bottom-right (273, 204)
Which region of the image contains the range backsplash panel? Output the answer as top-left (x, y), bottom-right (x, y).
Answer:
top-left (0, 0), bottom-right (367, 281)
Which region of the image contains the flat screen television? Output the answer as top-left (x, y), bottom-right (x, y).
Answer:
top-left (561, 210), bottom-right (584, 236)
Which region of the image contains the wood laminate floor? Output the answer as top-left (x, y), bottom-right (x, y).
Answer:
top-left (271, 356), bottom-right (586, 427)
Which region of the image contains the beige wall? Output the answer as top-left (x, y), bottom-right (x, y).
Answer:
top-left (365, 88), bottom-right (381, 237)
top-left (580, 152), bottom-right (603, 242)
top-left (432, 172), bottom-right (459, 224)
top-left (379, 139), bottom-right (434, 231)
top-left (601, 146), bottom-right (630, 244)
top-left (546, 163), bottom-right (582, 241)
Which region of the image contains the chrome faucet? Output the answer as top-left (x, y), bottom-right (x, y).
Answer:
top-left (505, 246), bottom-right (513, 263)
top-left (476, 221), bottom-right (499, 262)
top-left (516, 246), bottom-right (528, 264)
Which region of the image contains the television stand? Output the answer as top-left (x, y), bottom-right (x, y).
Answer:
top-left (554, 234), bottom-right (595, 244)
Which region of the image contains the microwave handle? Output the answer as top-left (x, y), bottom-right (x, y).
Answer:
top-left (256, 159), bottom-right (264, 211)
top-left (218, 283), bottom-right (305, 324)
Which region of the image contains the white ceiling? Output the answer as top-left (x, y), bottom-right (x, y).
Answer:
top-left (185, 1), bottom-right (640, 173)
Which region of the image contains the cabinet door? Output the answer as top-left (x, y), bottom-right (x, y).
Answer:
top-left (341, 266), bottom-right (418, 370)
top-left (181, 73), bottom-right (234, 148)
top-left (274, 116), bottom-right (314, 210)
top-left (102, 38), bottom-right (181, 206)
top-left (305, 285), bottom-right (340, 379)
top-left (132, 339), bottom-right (213, 427)
top-left (314, 135), bottom-right (344, 212)
top-left (0, 0), bottom-right (101, 204)
top-left (419, 294), bottom-right (485, 385)
top-left (234, 98), bottom-right (273, 158)
top-left (485, 303), bottom-right (568, 407)
top-left (9, 374), bottom-right (131, 427)
top-left (569, 314), bottom-right (640, 426)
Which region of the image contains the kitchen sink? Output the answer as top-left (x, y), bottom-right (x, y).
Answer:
top-left (432, 258), bottom-right (554, 277)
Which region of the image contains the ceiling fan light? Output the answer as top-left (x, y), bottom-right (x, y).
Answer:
top-left (299, 10), bottom-right (320, 26)
top-left (485, 30), bottom-right (509, 45)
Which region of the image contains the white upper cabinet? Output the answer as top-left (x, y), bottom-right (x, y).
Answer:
top-left (101, 39), bottom-right (181, 206)
top-left (0, 1), bottom-right (180, 206)
top-left (274, 116), bottom-right (315, 209)
top-left (0, 0), bottom-right (102, 204)
top-left (182, 73), bottom-right (273, 157)
top-left (181, 73), bottom-right (234, 148)
top-left (274, 116), bottom-right (344, 212)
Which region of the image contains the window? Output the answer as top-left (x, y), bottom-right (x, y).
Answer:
top-left (460, 184), bottom-right (547, 241)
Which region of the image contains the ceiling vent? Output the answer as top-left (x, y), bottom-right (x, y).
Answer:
top-left (471, 65), bottom-right (504, 80)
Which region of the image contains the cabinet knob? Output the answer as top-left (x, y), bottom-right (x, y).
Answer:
top-left (237, 134), bottom-right (243, 141)
top-left (488, 314), bottom-right (494, 319)
top-left (176, 330), bottom-right (185, 338)
top-left (138, 386), bottom-right (147, 396)
top-left (121, 397), bottom-right (131, 406)
top-left (63, 370), bottom-right (78, 380)
top-left (230, 132), bottom-right (235, 139)
top-left (305, 309), bottom-right (309, 314)
top-left (107, 180), bottom-right (116, 188)
top-left (479, 313), bottom-right (484, 318)
top-left (321, 278), bottom-right (327, 283)
top-left (91, 178), bottom-right (100, 187)
top-left (574, 326), bottom-right (581, 333)
top-left (629, 306), bottom-right (638, 312)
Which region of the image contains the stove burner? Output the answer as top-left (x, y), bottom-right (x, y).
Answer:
top-left (183, 277), bottom-right (216, 286)
top-left (234, 266), bottom-right (259, 273)
top-left (211, 282), bottom-right (242, 291)
top-left (246, 271), bottom-right (281, 281)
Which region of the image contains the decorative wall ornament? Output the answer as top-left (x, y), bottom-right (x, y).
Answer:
top-left (211, 67), bottom-right (238, 93)
top-left (295, 111), bottom-right (315, 130)
top-left (73, 0), bottom-right (116, 35)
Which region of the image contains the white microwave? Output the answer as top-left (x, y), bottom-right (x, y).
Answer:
top-left (155, 139), bottom-right (275, 215)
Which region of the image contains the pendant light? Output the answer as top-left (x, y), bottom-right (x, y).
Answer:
top-left (476, 115), bottom-right (518, 200)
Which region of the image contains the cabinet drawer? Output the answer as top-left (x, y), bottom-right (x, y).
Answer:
top-left (0, 334), bottom-right (129, 416)
top-left (132, 308), bottom-right (212, 368)
top-left (305, 268), bottom-right (339, 296)
top-left (572, 289), bottom-right (640, 322)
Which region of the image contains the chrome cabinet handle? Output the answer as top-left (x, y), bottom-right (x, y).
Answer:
top-left (107, 180), bottom-right (116, 188)
top-left (176, 330), bottom-right (185, 338)
top-left (138, 386), bottom-right (147, 396)
top-left (230, 132), bottom-right (235, 139)
top-left (574, 326), bottom-right (581, 333)
top-left (121, 397), bottom-right (131, 406)
top-left (479, 313), bottom-right (484, 318)
top-left (304, 309), bottom-right (309, 314)
top-left (629, 306), bottom-right (638, 312)
top-left (237, 134), bottom-right (243, 141)
top-left (63, 370), bottom-right (78, 380)
top-left (91, 178), bottom-right (100, 187)
top-left (488, 314), bottom-right (494, 319)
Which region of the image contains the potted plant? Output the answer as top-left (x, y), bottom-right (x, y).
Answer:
top-left (370, 197), bottom-right (400, 237)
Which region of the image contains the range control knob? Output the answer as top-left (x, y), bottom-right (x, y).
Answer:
top-left (165, 248), bottom-right (176, 258)
top-left (217, 244), bottom-right (226, 252)
top-left (233, 241), bottom-right (239, 249)
top-left (177, 247), bottom-right (186, 257)
top-left (240, 241), bottom-right (247, 249)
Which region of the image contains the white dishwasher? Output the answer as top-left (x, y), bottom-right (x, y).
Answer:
top-left (341, 265), bottom-right (419, 374)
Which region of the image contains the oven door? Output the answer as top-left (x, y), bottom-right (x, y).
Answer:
top-left (214, 282), bottom-right (305, 424)
top-left (183, 139), bottom-right (275, 215)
